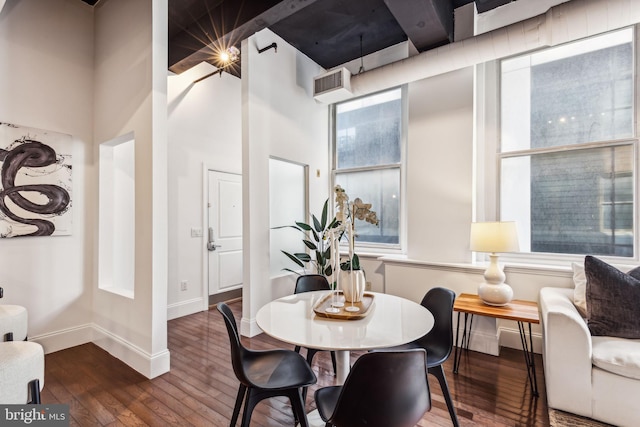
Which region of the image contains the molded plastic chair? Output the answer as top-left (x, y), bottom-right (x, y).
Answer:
top-left (217, 302), bottom-right (317, 427)
top-left (294, 275), bottom-right (337, 375)
top-left (314, 349), bottom-right (431, 427)
top-left (386, 287), bottom-right (459, 426)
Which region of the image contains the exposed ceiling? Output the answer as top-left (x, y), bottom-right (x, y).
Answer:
top-left (84, 0), bottom-right (517, 77)
top-left (167, 0), bottom-right (517, 77)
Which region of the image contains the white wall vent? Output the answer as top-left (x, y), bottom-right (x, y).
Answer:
top-left (313, 68), bottom-right (353, 104)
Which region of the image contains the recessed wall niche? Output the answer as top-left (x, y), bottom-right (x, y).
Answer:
top-left (99, 132), bottom-right (135, 298)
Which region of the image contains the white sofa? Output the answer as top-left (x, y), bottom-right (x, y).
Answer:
top-left (539, 287), bottom-right (640, 427)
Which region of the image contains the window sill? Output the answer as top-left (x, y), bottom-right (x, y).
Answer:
top-left (377, 255), bottom-right (574, 278)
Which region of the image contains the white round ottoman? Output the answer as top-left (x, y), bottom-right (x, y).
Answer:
top-left (0, 304), bottom-right (28, 341)
top-left (0, 341), bottom-right (45, 403)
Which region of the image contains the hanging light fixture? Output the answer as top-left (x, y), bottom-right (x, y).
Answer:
top-left (219, 46), bottom-right (240, 64)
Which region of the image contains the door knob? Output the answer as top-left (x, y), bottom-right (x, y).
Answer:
top-left (207, 227), bottom-right (222, 251)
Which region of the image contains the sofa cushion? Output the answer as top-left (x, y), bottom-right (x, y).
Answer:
top-left (574, 260), bottom-right (640, 318)
top-left (592, 336), bottom-right (640, 380)
top-left (585, 256), bottom-right (640, 338)
top-left (572, 261), bottom-right (588, 317)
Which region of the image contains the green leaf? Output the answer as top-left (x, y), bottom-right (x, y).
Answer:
top-left (323, 246), bottom-right (331, 260)
top-left (311, 229), bottom-right (319, 243)
top-left (324, 264), bottom-right (333, 277)
top-left (282, 267), bottom-right (301, 275)
top-left (320, 199), bottom-right (328, 230)
top-left (312, 214), bottom-right (322, 233)
top-left (272, 224), bottom-right (302, 232)
top-left (352, 253), bottom-right (360, 270)
top-left (281, 250), bottom-right (305, 268)
top-left (303, 240), bottom-right (317, 250)
top-left (294, 252), bottom-right (312, 262)
top-left (295, 222), bottom-right (313, 231)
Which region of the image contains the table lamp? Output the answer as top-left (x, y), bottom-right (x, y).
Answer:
top-left (470, 221), bottom-right (519, 306)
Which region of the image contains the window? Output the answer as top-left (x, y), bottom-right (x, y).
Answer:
top-left (500, 28), bottom-right (635, 258)
top-left (332, 88), bottom-right (404, 247)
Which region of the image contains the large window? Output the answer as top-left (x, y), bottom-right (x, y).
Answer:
top-left (500, 28), bottom-right (636, 258)
top-left (333, 88), bottom-right (404, 247)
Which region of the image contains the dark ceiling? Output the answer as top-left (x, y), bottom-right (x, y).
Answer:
top-left (166, 0), bottom-right (517, 77)
top-left (85, 0), bottom-right (517, 77)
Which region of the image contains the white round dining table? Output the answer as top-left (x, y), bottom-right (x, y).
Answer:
top-left (255, 291), bottom-right (434, 384)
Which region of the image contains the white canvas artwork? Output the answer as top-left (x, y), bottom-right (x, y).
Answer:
top-left (0, 122), bottom-right (72, 237)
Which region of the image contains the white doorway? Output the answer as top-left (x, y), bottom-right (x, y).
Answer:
top-left (207, 170), bottom-right (243, 297)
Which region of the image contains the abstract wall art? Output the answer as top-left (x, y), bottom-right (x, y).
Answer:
top-left (0, 122), bottom-right (72, 237)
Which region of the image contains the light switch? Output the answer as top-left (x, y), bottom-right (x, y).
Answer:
top-left (190, 227), bottom-right (203, 237)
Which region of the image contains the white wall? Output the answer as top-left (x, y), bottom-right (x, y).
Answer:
top-left (406, 68), bottom-right (474, 262)
top-left (92, 0), bottom-right (169, 378)
top-left (0, 0), bottom-right (94, 351)
top-left (241, 29), bottom-right (329, 336)
top-left (166, 63), bottom-right (242, 319)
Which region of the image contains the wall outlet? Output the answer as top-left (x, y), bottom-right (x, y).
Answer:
top-left (180, 280), bottom-right (188, 291)
top-left (365, 281), bottom-right (372, 291)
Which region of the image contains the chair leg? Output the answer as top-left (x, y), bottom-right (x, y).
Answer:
top-left (330, 351), bottom-right (337, 376)
top-left (305, 348), bottom-right (318, 366)
top-left (240, 389), bottom-right (258, 427)
top-left (295, 345), bottom-right (301, 353)
top-left (230, 384), bottom-right (246, 427)
top-left (429, 364), bottom-right (459, 427)
top-left (287, 388), bottom-right (309, 427)
top-left (27, 379), bottom-right (41, 404)
top-left (302, 348), bottom-right (318, 404)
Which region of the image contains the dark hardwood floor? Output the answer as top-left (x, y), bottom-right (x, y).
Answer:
top-left (41, 300), bottom-right (549, 426)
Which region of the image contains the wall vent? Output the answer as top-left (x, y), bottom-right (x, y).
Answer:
top-left (313, 68), bottom-right (353, 103)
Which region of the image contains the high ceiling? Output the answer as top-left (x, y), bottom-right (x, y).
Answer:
top-left (167, 0), bottom-right (516, 77)
top-left (83, 0), bottom-right (517, 77)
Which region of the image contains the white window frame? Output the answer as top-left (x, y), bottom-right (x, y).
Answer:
top-left (330, 86), bottom-right (408, 254)
top-left (477, 27), bottom-right (640, 266)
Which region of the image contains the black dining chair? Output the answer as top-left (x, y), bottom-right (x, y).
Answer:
top-left (385, 287), bottom-right (459, 426)
top-left (217, 302), bottom-right (317, 427)
top-left (293, 275), bottom-right (337, 375)
top-left (314, 349), bottom-right (431, 427)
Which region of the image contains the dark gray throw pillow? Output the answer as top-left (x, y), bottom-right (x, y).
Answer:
top-left (585, 256), bottom-right (640, 338)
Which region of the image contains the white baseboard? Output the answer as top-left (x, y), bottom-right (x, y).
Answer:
top-left (498, 326), bottom-right (543, 354)
top-left (29, 323), bottom-right (94, 354)
top-left (454, 326), bottom-right (542, 356)
top-left (458, 328), bottom-right (501, 356)
top-left (167, 297), bottom-right (205, 320)
top-left (30, 323), bottom-right (171, 379)
top-left (241, 316), bottom-right (262, 338)
top-left (93, 323), bottom-right (170, 379)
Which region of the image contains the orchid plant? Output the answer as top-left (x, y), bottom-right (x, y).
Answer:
top-left (334, 185), bottom-right (379, 271)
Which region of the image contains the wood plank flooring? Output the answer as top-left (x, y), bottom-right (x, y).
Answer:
top-left (41, 300), bottom-right (549, 426)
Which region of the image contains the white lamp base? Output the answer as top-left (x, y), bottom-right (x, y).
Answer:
top-left (478, 282), bottom-right (513, 306)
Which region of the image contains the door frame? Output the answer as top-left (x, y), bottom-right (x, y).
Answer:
top-left (201, 164), bottom-right (242, 311)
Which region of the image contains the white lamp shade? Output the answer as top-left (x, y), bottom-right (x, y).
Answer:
top-left (470, 221), bottom-right (519, 254)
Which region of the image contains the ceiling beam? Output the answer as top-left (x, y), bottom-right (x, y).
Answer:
top-left (474, 0), bottom-right (513, 14)
top-left (383, 0), bottom-right (453, 52)
top-left (168, 0), bottom-right (321, 74)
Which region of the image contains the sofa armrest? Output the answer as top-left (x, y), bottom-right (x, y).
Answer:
top-left (539, 287), bottom-right (593, 417)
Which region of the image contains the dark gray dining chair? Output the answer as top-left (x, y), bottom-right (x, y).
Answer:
top-left (314, 349), bottom-right (431, 427)
top-left (294, 274), bottom-right (338, 375)
top-left (217, 302), bottom-right (317, 427)
top-left (384, 287), bottom-right (459, 426)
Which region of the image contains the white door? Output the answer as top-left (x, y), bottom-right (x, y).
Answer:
top-left (208, 171), bottom-right (243, 295)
